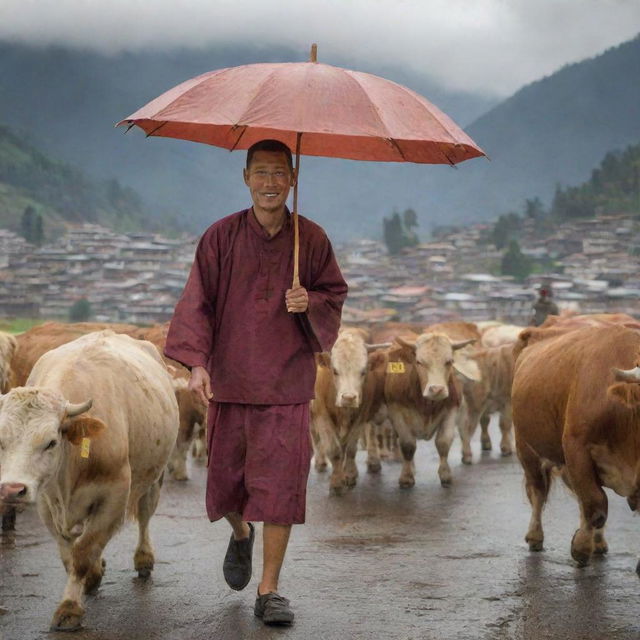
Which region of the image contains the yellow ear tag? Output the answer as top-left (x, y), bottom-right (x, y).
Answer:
top-left (387, 361), bottom-right (405, 374)
top-left (80, 438), bottom-right (91, 459)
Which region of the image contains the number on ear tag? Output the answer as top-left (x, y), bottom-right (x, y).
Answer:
top-left (387, 361), bottom-right (405, 374)
top-left (80, 438), bottom-right (91, 459)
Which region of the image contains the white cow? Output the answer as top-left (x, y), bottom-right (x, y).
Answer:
top-left (0, 330), bottom-right (178, 632)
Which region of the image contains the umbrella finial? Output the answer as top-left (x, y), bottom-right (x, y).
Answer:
top-left (310, 43), bottom-right (318, 63)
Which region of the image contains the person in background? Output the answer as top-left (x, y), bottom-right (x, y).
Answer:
top-left (530, 286), bottom-right (559, 326)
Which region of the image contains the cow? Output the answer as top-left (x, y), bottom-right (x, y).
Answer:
top-left (460, 344), bottom-right (515, 463)
top-left (418, 322), bottom-right (486, 465)
top-left (0, 330), bottom-right (18, 530)
top-left (0, 330), bottom-right (17, 393)
top-left (9, 321), bottom-right (201, 481)
top-left (169, 377), bottom-right (208, 481)
top-left (480, 323), bottom-right (525, 349)
top-left (310, 328), bottom-right (388, 494)
top-left (9, 321), bottom-right (140, 388)
top-left (512, 324), bottom-right (640, 568)
top-left (377, 332), bottom-right (478, 488)
top-left (0, 330), bottom-right (179, 631)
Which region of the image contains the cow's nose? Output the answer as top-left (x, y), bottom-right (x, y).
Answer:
top-left (425, 384), bottom-right (446, 398)
top-left (0, 483), bottom-right (27, 501)
top-left (342, 393), bottom-right (356, 403)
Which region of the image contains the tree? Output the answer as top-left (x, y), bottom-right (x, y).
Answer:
top-left (69, 298), bottom-right (92, 322)
top-left (20, 206), bottom-right (45, 245)
top-left (383, 208), bottom-right (419, 255)
top-left (501, 240), bottom-right (532, 281)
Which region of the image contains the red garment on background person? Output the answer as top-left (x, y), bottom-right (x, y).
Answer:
top-left (164, 207), bottom-right (347, 404)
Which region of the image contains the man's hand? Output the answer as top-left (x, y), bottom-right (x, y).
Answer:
top-left (285, 286), bottom-right (309, 313)
top-left (189, 366), bottom-right (213, 406)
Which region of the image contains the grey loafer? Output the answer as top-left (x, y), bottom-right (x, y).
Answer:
top-left (254, 592), bottom-right (295, 625)
top-left (222, 522), bottom-right (254, 591)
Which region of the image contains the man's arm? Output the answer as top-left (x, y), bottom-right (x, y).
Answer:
top-left (164, 232), bottom-right (218, 371)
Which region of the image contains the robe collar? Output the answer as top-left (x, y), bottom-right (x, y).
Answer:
top-left (247, 206), bottom-right (292, 242)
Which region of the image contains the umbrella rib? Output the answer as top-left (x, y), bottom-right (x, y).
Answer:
top-left (387, 138), bottom-right (408, 161)
top-left (145, 121), bottom-right (168, 138)
top-left (229, 126), bottom-right (248, 151)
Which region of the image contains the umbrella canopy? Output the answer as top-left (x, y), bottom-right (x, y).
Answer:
top-left (118, 54), bottom-right (484, 165)
top-left (117, 47), bottom-right (486, 285)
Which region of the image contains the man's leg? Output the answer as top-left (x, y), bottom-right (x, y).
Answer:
top-left (225, 512), bottom-right (251, 540)
top-left (258, 523), bottom-right (292, 595)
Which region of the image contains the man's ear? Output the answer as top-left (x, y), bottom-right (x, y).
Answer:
top-left (243, 167), bottom-right (250, 186)
top-left (62, 416), bottom-right (106, 445)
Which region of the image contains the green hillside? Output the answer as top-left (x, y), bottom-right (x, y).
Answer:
top-left (551, 142), bottom-right (640, 219)
top-left (0, 124), bottom-right (156, 239)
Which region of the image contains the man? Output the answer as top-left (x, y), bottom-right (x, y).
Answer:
top-left (530, 287), bottom-right (559, 326)
top-left (164, 139), bottom-right (347, 626)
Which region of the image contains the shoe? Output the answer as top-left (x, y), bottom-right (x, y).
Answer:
top-left (254, 592), bottom-right (295, 625)
top-left (223, 522), bottom-right (254, 591)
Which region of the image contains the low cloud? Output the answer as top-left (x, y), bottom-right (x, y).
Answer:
top-left (1, 0), bottom-right (639, 96)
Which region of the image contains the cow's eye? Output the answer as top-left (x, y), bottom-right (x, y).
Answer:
top-left (446, 359), bottom-right (454, 366)
top-left (0, 440), bottom-right (4, 450)
top-left (332, 368), bottom-right (339, 376)
top-left (44, 439), bottom-right (57, 451)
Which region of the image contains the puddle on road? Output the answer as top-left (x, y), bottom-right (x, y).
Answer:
top-left (321, 533), bottom-right (408, 547)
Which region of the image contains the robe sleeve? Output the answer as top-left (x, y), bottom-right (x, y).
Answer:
top-left (164, 230), bottom-right (218, 369)
top-left (298, 230), bottom-right (348, 353)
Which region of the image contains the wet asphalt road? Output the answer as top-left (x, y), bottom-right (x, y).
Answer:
top-left (2, 420), bottom-right (640, 640)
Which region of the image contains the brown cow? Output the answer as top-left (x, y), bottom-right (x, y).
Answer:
top-left (377, 332), bottom-right (478, 488)
top-left (310, 328), bottom-right (388, 494)
top-left (512, 324), bottom-right (640, 568)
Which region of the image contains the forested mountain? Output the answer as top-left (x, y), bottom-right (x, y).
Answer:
top-left (550, 142), bottom-right (640, 220)
top-left (429, 34), bottom-right (640, 228)
top-left (0, 35), bottom-right (638, 239)
top-left (0, 124), bottom-right (155, 238)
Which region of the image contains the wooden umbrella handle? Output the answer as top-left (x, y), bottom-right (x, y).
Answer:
top-left (292, 133), bottom-right (301, 289)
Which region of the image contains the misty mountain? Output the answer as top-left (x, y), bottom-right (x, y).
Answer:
top-left (0, 35), bottom-right (638, 241)
top-left (0, 123), bottom-right (156, 237)
top-left (430, 34), bottom-right (640, 227)
top-left (0, 41), bottom-right (495, 239)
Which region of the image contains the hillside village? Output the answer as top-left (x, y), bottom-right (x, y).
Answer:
top-left (1, 213), bottom-right (639, 327)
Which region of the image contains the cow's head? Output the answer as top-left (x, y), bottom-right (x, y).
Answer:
top-left (327, 329), bottom-right (390, 408)
top-left (0, 387), bottom-right (102, 507)
top-left (397, 333), bottom-right (477, 401)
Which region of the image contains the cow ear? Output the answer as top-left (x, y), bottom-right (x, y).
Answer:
top-left (453, 354), bottom-right (482, 382)
top-left (316, 352), bottom-right (331, 368)
top-left (62, 416), bottom-right (106, 445)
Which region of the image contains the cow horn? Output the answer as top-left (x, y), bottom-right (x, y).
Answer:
top-left (395, 336), bottom-right (416, 350)
top-left (452, 338), bottom-right (476, 351)
top-left (366, 342), bottom-right (392, 352)
top-left (613, 366), bottom-right (640, 383)
top-left (65, 398), bottom-right (93, 417)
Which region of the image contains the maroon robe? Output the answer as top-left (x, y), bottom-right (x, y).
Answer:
top-left (164, 208), bottom-right (347, 404)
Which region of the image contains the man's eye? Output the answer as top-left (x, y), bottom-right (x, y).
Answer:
top-left (275, 171), bottom-right (285, 178)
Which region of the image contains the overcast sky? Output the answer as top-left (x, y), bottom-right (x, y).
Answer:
top-left (1, 0), bottom-right (639, 97)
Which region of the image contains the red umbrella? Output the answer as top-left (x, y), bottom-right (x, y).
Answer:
top-left (118, 45), bottom-right (485, 285)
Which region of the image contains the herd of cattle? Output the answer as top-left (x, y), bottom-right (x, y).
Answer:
top-left (1, 312), bottom-right (640, 631)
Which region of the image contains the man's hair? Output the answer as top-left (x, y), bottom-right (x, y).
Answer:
top-left (246, 139), bottom-right (293, 172)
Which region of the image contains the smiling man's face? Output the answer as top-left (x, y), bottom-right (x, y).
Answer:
top-left (243, 150), bottom-right (294, 217)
